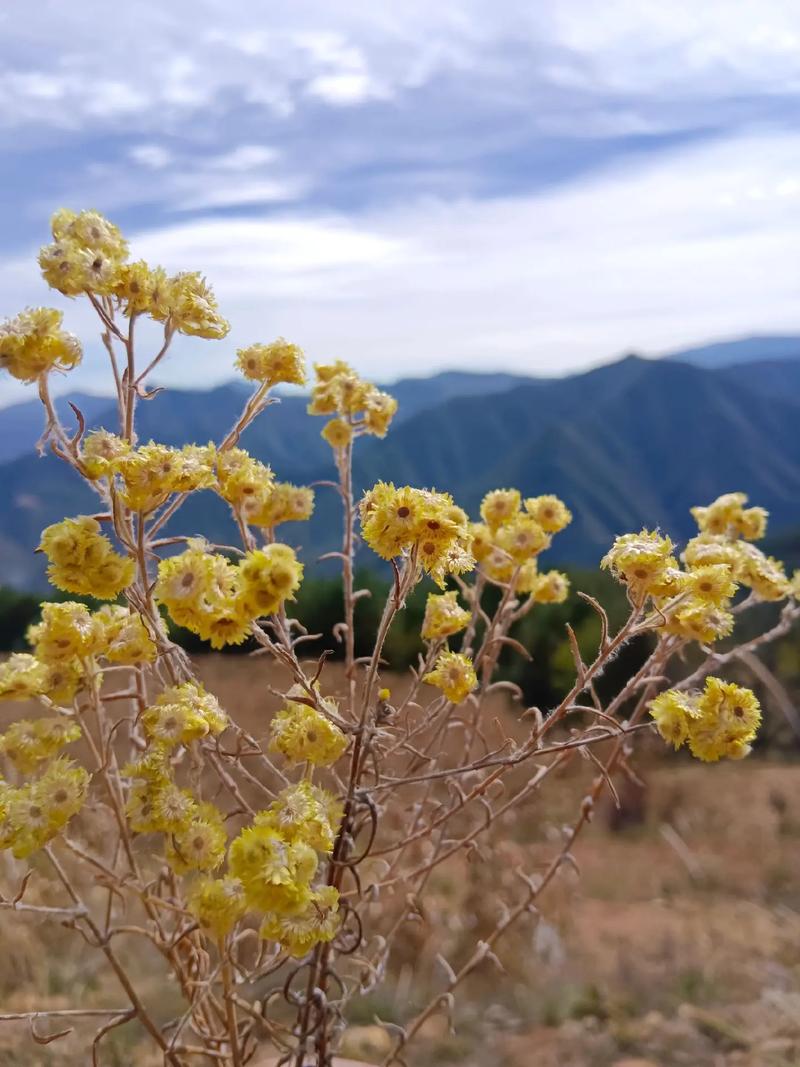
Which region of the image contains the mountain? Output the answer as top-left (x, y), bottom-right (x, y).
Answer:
top-left (1, 355), bottom-right (799, 590)
top-left (352, 355), bottom-right (800, 564)
top-left (716, 359), bottom-right (800, 401)
top-left (665, 335), bottom-right (800, 369)
top-left (0, 371), bottom-right (530, 468)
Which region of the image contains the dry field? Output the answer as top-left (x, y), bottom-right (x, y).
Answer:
top-left (1, 655), bottom-right (799, 1066)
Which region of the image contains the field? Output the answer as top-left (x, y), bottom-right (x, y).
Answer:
top-left (1, 656), bottom-right (799, 1066)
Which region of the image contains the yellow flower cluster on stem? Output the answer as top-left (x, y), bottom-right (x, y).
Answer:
top-left (359, 482), bottom-right (474, 587)
top-left (309, 360), bottom-right (398, 447)
top-left (603, 492), bottom-right (793, 645)
top-left (471, 489), bottom-right (571, 600)
top-left (0, 307), bottom-right (82, 382)
top-left (650, 677), bottom-right (761, 761)
top-left (155, 540), bottom-right (304, 647)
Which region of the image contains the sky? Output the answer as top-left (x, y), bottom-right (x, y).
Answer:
top-left (1, 0), bottom-right (800, 406)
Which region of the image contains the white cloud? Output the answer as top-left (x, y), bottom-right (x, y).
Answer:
top-left (4, 126), bottom-right (797, 411)
top-left (3, 3), bottom-right (800, 409)
top-left (2, 1), bottom-right (800, 134)
top-left (306, 72), bottom-right (384, 106)
top-left (212, 145), bottom-right (279, 171)
top-left (175, 178), bottom-right (304, 211)
top-left (129, 144), bottom-right (173, 169)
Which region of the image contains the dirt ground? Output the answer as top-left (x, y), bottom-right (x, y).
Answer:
top-left (1, 655), bottom-right (799, 1066)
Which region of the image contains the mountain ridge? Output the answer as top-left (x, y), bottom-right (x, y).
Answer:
top-left (1, 354), bottom-right (798, 590)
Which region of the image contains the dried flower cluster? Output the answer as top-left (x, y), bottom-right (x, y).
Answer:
top-left (0, 209), bottom-right (797, 1066)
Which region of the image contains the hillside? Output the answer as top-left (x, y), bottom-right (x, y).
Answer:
top-left (665, 334), bottom-right (800, 369)
top-left (1, 355), bottom-right (798, 589)
top-left (0, 371), bottom-right (531, 467)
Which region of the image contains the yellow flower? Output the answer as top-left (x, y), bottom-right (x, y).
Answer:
top-left (150, 783), bottom-right (198, 834)
top-left (516, 559), bottom-right (539, 594)
top-left (235, 338), bottom-right (306, 386)
top-left (650, 679), bottom-right (761, 761)
top-left (166, 803), bottom-right (227, 874)
top-left (321, 417), bottom-right (353, 450)
top-left (257, 780), bottom-right (343, 853)
top-left (360, 482), bottom-right (474, 585)
top-left (0, 307), bottom-right (82, 382)
top-left (95, 605), bottom-right (158, 664)
top-left (691, 492), bottom-right (748, 537)
top-left (736, 507), bottom-right (768, 541)
top-left (238, 543), bottom-right (304, 617)
top-left (524, 495), bottom-right (572, 534)
top-left (155, 272), bottom-right (230, 339)
top-left (308, 361), bottom-right (397, 436)
top-left (481, 544), bottom-right (515, 585)
top-left (736, 544), bottom-right (790, 601)
top-left (36, 757), bottom-right (90, 830)
top-left (228, 823), bottom-right (318, 913)
top-left (421, 591), bottom-right (471, 640)
top-left (188, 877), bottom-right (247, 938)
top-left (661, 598), bottom-right (734, 645)
top-left (0, 654), bottom-right (48, 702)
top-left (683, 535), bottom-right (742, 570)
top-left (0, 716), bottom-right (81, 773)
top-left (423, 650), bottom-right (477, 704)
top-left (39, 209), bottom-right (128, 297)
top-left (216, 448), bottom-right (274, 512)
top-left (468, 522), bottom-right (493, 563)
top-left (269, 700), bottom-right (347, 767)
top-left (156, 545), bottom-right (256, 648)
top-left (41, 659), bottom-right (85, 704)
top-left (142, 682), bottom-right (227, 746)
top-left (38, 515), bottom-right (134, 599)
top-left (123, 745), bottom-right (172, 787)
top-left (0, 655), bottom-right (83, 707)
top-left (649, 690), bottom-right (699, 749)
top-left (688, 677), bottom-right (761, 762)
top-left (480, 489), bottom-right (521, 531)
top-left (363, 391), bottom-right (398, 437)
top-left (80, 430), bottom-right (131, 481)
top-left (114, 442), bottom-right (216, 512)
top-left (247, 482), bottom-right (315, 528)
top-left (260, 886), bottom-right (341, 957)
top-left (532, 570), bottom-right (570, 604)
top-left (1, 759), bottom-right (89, 859)
top-left (494, 514), bottom-right (548, 564)
top-left (112, 260), bottom-right (164, 316)
top-left (28, 602), bottom-right (103, 662)
top-left (601, 530), bottom-right (676, 599)
top-left (684, 564), bottom-right (737, 607)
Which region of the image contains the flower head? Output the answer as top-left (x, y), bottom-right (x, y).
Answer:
top-left (188, 877), bottom-right (247, 938)
top-left (260, 886), bottom-right (341, 957)
top-left (235, 338), bottom-right (306, 386)
top-left (38, 516), bottom-right (134, 599)
top-left (421, 591), bottom-right (471, 641)
top-left (649, 677), bottom-right (761, 762)
top-left (423, 651), bottom-right (477, 704)
top-left (0, 307), bottom-right (82, 382)
top-left (269, 699), bottom-right (347, 767)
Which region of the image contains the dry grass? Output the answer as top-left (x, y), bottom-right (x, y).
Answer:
top-left (1, 655), bottom-right (799, 1066)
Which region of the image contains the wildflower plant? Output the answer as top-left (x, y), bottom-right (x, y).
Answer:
top-left (0, 208), bottom-right (798, 1066)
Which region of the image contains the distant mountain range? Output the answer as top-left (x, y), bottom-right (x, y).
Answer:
top-left (1, 336), bottom-right (798, 590)
top-left (664, 334), bottom-right (800, 369)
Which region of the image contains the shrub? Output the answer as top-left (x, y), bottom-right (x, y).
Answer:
top-left (0, 209), bottom-right (798, 1065)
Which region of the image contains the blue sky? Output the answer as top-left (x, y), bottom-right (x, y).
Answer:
top-left (2, 0), bottom-right (800, 406)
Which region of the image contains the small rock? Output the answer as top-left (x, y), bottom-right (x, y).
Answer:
top-left (339, 1024), bottom-right (393, 1059)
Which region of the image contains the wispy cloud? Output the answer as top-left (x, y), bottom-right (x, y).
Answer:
top-left (1, 0), bottom-right (800, 406)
